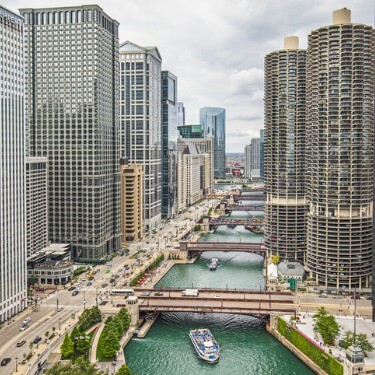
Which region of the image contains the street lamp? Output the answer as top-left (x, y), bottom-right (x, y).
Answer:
top-left (112, 360), bottom-right (117, 374)
top-left (56, 297), bottom-right (59, 311)
top-left (15, 357), bottom-right (18, 372)
top-left (83, 291), bottom-right (86, 310)
top-left (58, 317), bottom-right (61, 330)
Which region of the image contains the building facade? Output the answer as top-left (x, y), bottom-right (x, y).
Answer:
top-left (200, 107), bottom-right (226, 178)
top-left (0, 6), bottom-right (27, 322)
top-left (250, 138), bottom-right (261, 179)
top-left (120, 161), bottom-right (144, 244)
top-left (178, 136), bottom-right (214, 195)
top-left (26, 157), bottom-right (48, 258)
top-left (260, 129), bottom-right (264, 182)
top-left (264, 36), bottom-right (308, 262)
top-left (306, 9), bottom-right (374, 288)
top-left (21, 5), bottom-right (121, 261)
top-left (178, 124), bottom-right (203, 139)
top-left (161, 71), bottom-right (178, 218)
top-left (119, 41), bottom-right (162, 230)
top-left (244, 145), bottom-right (251, 179)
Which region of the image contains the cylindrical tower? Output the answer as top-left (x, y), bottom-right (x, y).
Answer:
top-left (264, 36), bottom-right (308, 262)
top-left (306, 9), bottom-right (374, 288)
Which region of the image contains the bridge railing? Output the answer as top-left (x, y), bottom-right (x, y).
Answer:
top-left (134, 287), bottom-right (292, 295)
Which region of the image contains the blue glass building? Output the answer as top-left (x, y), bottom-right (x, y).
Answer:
top-left (199, 107), bottom-right (226, 178)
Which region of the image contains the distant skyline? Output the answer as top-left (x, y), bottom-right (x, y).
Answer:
top-left (5, 0), bottom-right (374, 152)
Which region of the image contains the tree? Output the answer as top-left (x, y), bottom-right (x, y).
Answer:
top-left (29, 341), bottom-right (34, 355)
top-left (46, 358), bottom-right (102, 375)
top-left (61, 334), bottom-right (74, 359)
top-left (79, 306), bottom-right (102, 331)
top-left (117, 364), bottom-right (133, 375)
top-left (342, 331), bottom-right (374, 353)
top-left (271, 254), bottom-right (280, 265)
top-left (313, 307), bottom-right (340, 345)
top-left (45, 331), bottom-right (50, 341)
top-left (102, 329), bottom-right (120, 359)
top-left (112, 316), bottom-right (124, 338)
top-left (75, 336), bottom-right (90, 356)
top-left (118, 308), bottom-right (131, 331)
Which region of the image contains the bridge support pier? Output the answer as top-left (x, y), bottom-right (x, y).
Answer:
top-left (202, 216), bottom-right (210, 232)
top-left (126, 296), bottom-right (139, 327)
top-left (269, 313), bottom-right (278, 330)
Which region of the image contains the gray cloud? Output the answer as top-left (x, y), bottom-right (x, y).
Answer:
top-left (7, 0), bottom-right (374, 152)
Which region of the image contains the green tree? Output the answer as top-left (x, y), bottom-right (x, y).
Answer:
top-left (45, 331), bottom-right (50, 341)
top-left (118, 308), bottom-right (131, 330)
top-left (46, 358), bottom-right (102, 375)
top-left (313, 307), bottom-right (340, 345)
top-left (60, 334), bottom-right (74, 359)
top-left (75, 336), bottom-right (90, 356)
top-left (29, 341), bottom-right (34, 354)
top-left (117, 364), bottom-right (133, 375)
top-left (113, 315), bottom-right (124, 337)
top-left (342, 331), bottom-right (374, 353)
top-left (79, 306), bottom-right (102, 331)
top-left (271, 254), bottom-right (280, 265)
top-left (102, 329), bottom-right (120, 359)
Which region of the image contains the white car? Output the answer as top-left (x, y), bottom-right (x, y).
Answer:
top-left (23, 317), bottom-right (31, 324)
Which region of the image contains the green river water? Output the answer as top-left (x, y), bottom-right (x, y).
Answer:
top-left (124, 200), bottom-right (313, 375)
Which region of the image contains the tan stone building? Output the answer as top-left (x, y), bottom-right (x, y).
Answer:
top-left (120, 160), bottom-right (144, 245)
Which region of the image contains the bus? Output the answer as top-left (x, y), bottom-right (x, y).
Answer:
top-left (110, 288), bottom-right (134, 296)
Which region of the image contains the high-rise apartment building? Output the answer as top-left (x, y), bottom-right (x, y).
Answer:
top-left (306, 9), bottom-right (374, 288)
top-left (26, 157), bottom-right (48, 258)
top-left (250, 138), bottom-right (261, 179)
top-left (260, 129), bottom-right (264, 182)
top-left (244, 144), bottom-right (251, 179)
top-left (177, 137), bottom-right (214, 195)
top-left (178, 124), bottom-right (203, 139)
top-left (161, 71), bottom-right (178, 218)
top-left (264, 36), bottom-right (308, 262)
top-left (0, 6), bottom-right (27, 322)
top-left (176, 102), bottom-right (185, 127)
top-left (120, 160), bottom-right (144, 244)
top-left (21, 5), bottom-right (121, 260)
top-left (119, 41), bottom-right (162, 230)
top-left (200, 107), bottom-right (226, 178)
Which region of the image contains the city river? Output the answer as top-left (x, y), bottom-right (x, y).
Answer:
top-left (125, 221), bottom-right (313, 374)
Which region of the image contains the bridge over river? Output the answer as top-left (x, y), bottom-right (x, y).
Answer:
top-left (180, 241), bottom-right (265, 256)
top-left (132, 288), bottom-right (295, 315)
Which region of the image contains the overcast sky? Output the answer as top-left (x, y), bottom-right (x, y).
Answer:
top-left (6, 0), bottom-right (374, 152)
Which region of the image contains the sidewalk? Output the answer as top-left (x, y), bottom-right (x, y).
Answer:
top-left (90, 322), bottom-right (105, 364)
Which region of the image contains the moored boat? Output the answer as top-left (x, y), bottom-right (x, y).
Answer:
top-left (189, 329), bottom-right (220, 363)
top-left (209, 258), bottom-right (218, 270)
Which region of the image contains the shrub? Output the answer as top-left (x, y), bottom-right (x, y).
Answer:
top-left (278, 317), bottom-right (343, 375)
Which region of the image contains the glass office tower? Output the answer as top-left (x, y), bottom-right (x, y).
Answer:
top-left (199, 107), bottom-right (226, 178)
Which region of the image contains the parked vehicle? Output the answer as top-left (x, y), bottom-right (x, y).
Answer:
top-left (141, 291), bottom-right (150, 296)
top-left (72, 290), bottom-right (79, 296)
top-left (68, 286), bottom-right (76, 291)
top-left (23, 317), bottom-right (31, 324)
top-left (16, 340), bottom-right (26, 347)
top-left (19, 324), bottom-right (29, 332)
top-left (154, 292), bottom-right (164, 296)
top-left (33, 336), bottom-right (42, 345)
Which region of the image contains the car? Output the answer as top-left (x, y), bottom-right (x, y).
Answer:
top-left (367, 296), bottom-right (373, 300)
top-left (23, 317), bottom-right (31, 324)
top-left (56, 307), bottom-right (64, 312)
top-left (141, 291), bottom-right (150, 296)
top-left (110, 278), bottom-right (116, 283)
top-left (319, 293), bottom-right (327, 298)
top-left (101, 283), bottom-right (108, 288)
top-left (33, 336), bottom-right (42, 345)
top-left (68, 286), bottom-right (76, 291)
top-left (81, 278), bottom-right (87, 282)
top-left (1, 358), bottom-right (11, 366)
top-left (72, 290), bottom-right (79, 296)
top-left (154, 292), bottom-right (163, 296)
top-left (19, 324), bottom-right (29, 331)
top-left (87, 282), bottom-right (93, 287)
top-left (118, 268), bottom-right (123, 273)
top-left (16, 340), bottom-right (26, 347)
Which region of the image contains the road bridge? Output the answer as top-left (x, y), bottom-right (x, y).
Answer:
top-left (184, 241), bottom-right (265, 256)
top-left (208, 218), bottom-right (262, 229)
top-left (225, 204), bottom-right (264, 212)
top-left (132, 288), bottom-right (295, 315)
top-left (234, 195), bottom-right (266, 202)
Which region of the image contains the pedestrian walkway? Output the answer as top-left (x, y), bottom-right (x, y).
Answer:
top-left (90, 322), bottom-right (105, 364)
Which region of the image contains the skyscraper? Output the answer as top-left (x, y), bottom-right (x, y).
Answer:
top-left (0, 6), bottom-right (27, 322)
top-left (119, 41), bottom-right (162, 230)
top-left (244, 144), bottom-right (251, 179)
top-left (250, 138), bottom-right (261, 179)
top-left (260, 129), bottom-right (264, 182)
top-left (26, 157), bottom-right (48, 258)
top-left (161, 71), bottom-right (178, 218)
top-left (21, 5), bottom-right (121, 260)
top-left (306, 9), bottom-right (374, 288)
top-left (176, 102), bottom-right (185, 127)
top-left (264, 36), bottom-right (308, 262)
top-left (200, 107), bottom-right (226, 178)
